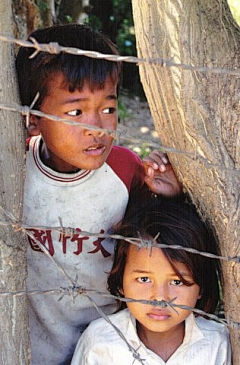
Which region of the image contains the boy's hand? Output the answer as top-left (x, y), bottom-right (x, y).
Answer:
top-left (143, 150), bottom-right (181, 196)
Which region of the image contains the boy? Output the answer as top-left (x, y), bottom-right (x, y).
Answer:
top-left (16, 24), bottom-right (180, 364)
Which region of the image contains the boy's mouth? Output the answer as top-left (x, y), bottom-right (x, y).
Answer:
top-left (84, 144), bottom-right (106, 156)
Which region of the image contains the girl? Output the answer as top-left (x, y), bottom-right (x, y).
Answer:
top-left (71, 196), bottom-right (231, 364)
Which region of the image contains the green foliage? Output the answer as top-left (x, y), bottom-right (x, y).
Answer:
top-left (65, 15), bottom-right (73, 23)
top-left (85, 15), bottom-right (102, 30)
top-left (86, 0), bottom-right (136, 57)
top-left (116, 18), bottom-right (136, 56)
top-left (133, 143), bottom-right (152, 159)
top-left (118, 97), bottom-right (132, 121)
top-left (85, 0), bottom-right (144, 95)
top-left (38, 0), bottom-right (48, 12)
top-left (112, 0), bottom-right (136, 56)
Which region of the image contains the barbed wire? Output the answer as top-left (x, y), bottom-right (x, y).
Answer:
top-left (1, 204), bottom-right (240, 335)
top-left (0, 34), bottom-right (240, 76)
top-left (0, 34), bottom-right (239, 176)
top-left (0, 99), bottom-right (239, 176)
top-left (0, 282), bottom-right (238, 364)
top-left (0, 197), bottom-right (239, 363)
top-left (0, 101), bottom-right (118, 138)
top-left (0, 206), bottom-right (239, 264)
top-left (0, 284), bottom-right (239, 330)
top-left (0, 31), bottom-right (239, 362)
top-left (86, 295), bottom-right (147, 365)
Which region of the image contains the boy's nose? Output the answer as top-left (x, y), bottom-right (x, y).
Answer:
top-left (84, 127), bottom-right (105, 137)
top-left (83, 114), bottom-right (105, 137)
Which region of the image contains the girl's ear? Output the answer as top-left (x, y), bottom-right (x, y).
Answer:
top-left (197, 288), bottom-right (202, 300)
top-left (27, 115), bottom-right (41, 136)
top-left (119, 287), bottom-right (124, 296)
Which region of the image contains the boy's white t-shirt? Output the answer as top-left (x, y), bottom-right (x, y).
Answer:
top-left (23, 136), bottom-right (145, 364)
top-left (71, 309), bottom-right (232, 365)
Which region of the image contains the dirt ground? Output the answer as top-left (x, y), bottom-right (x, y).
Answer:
top-left (117, 95), bottom-right (160, 156)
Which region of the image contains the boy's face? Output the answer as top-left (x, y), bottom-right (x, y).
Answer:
top-left (29, 73), bottom-right (118, 172)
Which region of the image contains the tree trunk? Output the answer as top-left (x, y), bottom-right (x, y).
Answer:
top-left (12, 0), bottom-right (42, 37)
top-left (132, 0), bottom-right (239, 363)
top-left (36, 0), bottom-right (55, 27)
top-left (0, 2), bottom-right (29, 364)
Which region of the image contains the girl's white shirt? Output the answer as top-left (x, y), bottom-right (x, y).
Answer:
top-left (71, 308), bottom-right (231, 365)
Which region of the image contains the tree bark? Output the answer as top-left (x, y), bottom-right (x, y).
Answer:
top-left (132, 0), bottom-right (240, 363)
top-left (0, 2), bottom-right (29, 364)
top-left (12, 0), bottom-right (42, 37)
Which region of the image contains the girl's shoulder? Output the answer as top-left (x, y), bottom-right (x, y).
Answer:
top-left (72, 310), bottom-right (138, 364)
top-left (86, 309), bottom-right (131, 335)
top-left (194, 316), bottom-right (230, 338)
top-left (79, 309), bottom-right (133, 351)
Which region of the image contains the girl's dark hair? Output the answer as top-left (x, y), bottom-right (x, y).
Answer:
top-left (16, 24), bottom-right (122, 109)
top-left (108, 194), bottom-right (221, 314)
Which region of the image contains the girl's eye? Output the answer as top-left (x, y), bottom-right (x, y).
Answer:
top-left (66, 109), bottom-right (82, 116)
top-left (170, 279), bottom-right (183, 286)
top-left (137, 277), bottom-right (151, 283)
top-left (102, 107), bottom-right (116, 114)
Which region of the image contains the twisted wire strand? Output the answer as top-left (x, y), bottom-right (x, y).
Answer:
top-left (0, 34), bottom-right (239, 76)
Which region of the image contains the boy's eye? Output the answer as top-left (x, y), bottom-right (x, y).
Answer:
top-left (102, 107), bottom-right (116, 114)
top-left (170, 279), bottom-right (183, 286)
top-left (66, 109), bottom-right (82, 116)
top-left (137, 277), bottom-right (151, 283)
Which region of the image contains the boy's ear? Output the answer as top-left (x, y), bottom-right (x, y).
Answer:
top-left (27, 115), bottom-right (41, 136)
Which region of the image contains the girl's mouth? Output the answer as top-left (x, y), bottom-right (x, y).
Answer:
top-left (147, 310), bottom-right (171, 321)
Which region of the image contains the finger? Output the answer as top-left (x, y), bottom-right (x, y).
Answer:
top-left (150, 150), bottom-right (169, 163)
top-left (159, 163), bottom-right (173, 172)
top-left (144, 165), bottom-right (155, 179)
top-left (145, 151), bottom-right (169, 166)
top-left (143, 159), bottom-right (173, 174)
top-left (142, 158), bottom-right (159, 170)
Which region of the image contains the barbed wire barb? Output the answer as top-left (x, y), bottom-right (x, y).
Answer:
top-left (25, 92), bottom-right (40, 128)
top-left (87, 295), bottom-right (147, 365)
top-left (1, 34), bottom-right (240, 76)
top-left (0, 99), bottom-right (239, 175)
top-left (0, 207), bottom-right (239, 264)
top-left (0, 31), bottom-right (239, 362)
top-left (0, 284), bottom-right (239, 330)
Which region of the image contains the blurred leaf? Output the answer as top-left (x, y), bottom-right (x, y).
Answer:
top-left (228, 0), bottom-right (240, 25)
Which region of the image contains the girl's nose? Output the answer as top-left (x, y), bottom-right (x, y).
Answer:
top-left (151, 283), bottom-right (170, 302)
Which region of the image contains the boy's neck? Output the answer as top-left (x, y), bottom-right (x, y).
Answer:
top-left (137, 321), bottom-right (185, 362)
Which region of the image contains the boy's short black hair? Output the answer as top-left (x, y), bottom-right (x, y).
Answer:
top-left (108, 194), bottom-right (221, 314)
top-left (16, 24), bottom-right (122, 109)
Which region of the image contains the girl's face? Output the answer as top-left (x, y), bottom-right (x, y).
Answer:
top-left (122, 246), bottom-right (201, 342)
